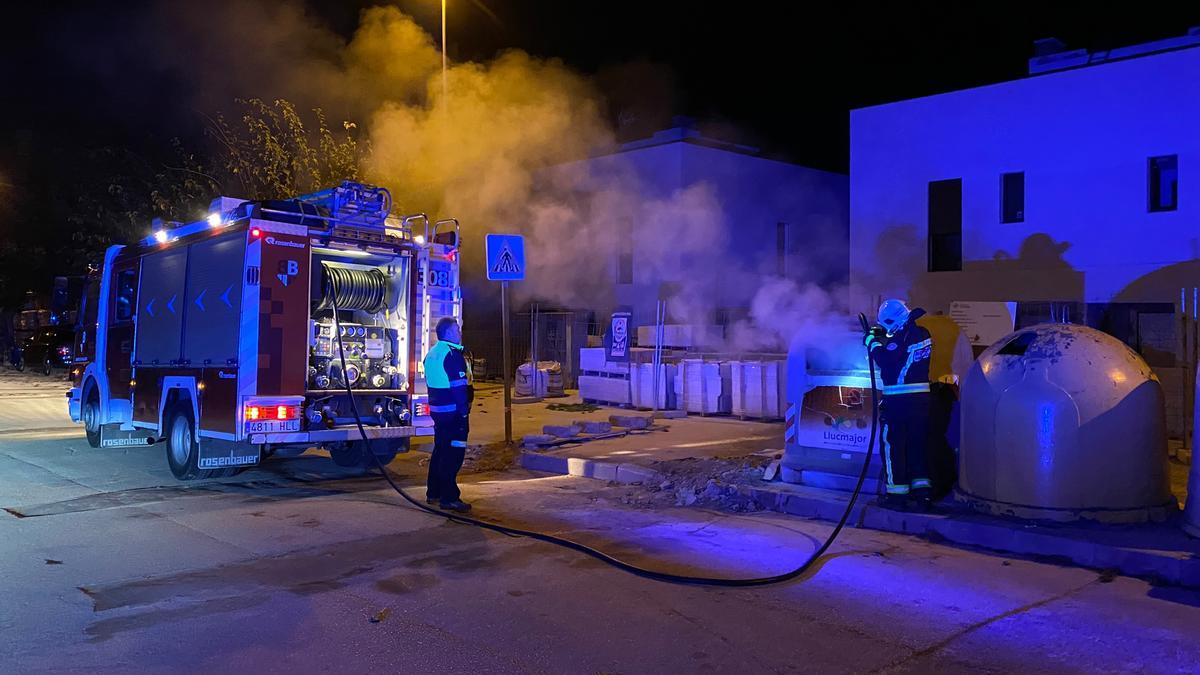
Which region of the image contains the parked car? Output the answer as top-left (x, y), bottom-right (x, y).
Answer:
top-left (20, 327), bottom-right (74, 376)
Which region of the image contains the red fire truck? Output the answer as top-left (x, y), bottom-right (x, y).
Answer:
top-left (67, 182), bottom-right (462, 480)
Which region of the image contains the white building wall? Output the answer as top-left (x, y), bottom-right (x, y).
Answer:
top-left (851, 46), bottom-right (1200, 312)
top-left (542, 136), bottom-right (848, 332)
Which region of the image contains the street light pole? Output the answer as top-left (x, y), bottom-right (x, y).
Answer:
top-left (441, 0), bottom-right (448, 102)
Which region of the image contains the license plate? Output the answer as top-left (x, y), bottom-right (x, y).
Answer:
top-left (244, 419), bottom-right (301, 434)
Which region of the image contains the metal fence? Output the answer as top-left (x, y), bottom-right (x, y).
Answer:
top-left (463, 308), bottom-right (597, 388)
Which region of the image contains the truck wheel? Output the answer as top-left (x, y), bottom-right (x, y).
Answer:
top-left (83, 389), bottom-right (101, 448)
top-left (328, 441), bottom-right (364, 467)
top-left (359, 438), bottom-right (403, 468)
top-left (328, 439), bottom-right (403, 469)
top-left (166, 408), bottom-right (203, 481)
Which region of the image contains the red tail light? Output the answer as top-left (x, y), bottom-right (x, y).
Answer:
top-left (245, 400), bottom-right (301, 425)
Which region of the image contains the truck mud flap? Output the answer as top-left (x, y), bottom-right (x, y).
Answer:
top-left (198, 438), bottom-right (262, 470)
top-left (99, 425), bottom-right (156, 448)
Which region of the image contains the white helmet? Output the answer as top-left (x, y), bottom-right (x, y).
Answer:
top-left (878, 299), bottom-right (911, 335)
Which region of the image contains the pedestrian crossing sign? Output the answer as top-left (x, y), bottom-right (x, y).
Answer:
top-left (485, 234), bottom-right (526, 281)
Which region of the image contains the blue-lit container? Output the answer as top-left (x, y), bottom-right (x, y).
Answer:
top-left (958, 323), bottom-right (1173, 523)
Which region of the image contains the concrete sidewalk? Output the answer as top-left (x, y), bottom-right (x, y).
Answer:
top-left (516, 407), bottom-right (1200, 590)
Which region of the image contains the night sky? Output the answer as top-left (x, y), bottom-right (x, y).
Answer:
top-left (4, 0), bottom-right (1200, 276)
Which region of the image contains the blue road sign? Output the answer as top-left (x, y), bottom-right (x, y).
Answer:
top-left (485, 233), bottom-right (526, 282)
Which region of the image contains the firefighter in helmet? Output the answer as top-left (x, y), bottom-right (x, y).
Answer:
top-left (424, 317), bottom-right (472, 513)
top-left (864, 299), bottom-right (937, 510)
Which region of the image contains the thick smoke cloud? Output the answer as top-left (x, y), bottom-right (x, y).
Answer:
top-left (139, 1), bottom-right (854, 354)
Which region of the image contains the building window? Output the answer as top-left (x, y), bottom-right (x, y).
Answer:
top-left (1001, 172), bottom-right (1024, 223)
top-left (617, 218), bottom-right (633, 284)
top-left (928, 179), bottom-right (962, 272)
top-left (1148, 155), bottom-right (1178, 212)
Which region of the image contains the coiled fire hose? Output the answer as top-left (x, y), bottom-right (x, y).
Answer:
top-left (329, 289), bottom-right (881, 587)
top-left (319, 263), bottom-right (388, 313)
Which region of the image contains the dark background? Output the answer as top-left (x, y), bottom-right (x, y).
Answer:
top-left (3, 0), bottom-right (1200, 289)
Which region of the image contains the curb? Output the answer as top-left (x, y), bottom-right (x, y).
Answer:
top-left (519, 452), bottom-right (659, 484)
top-left (518, 451), bottom-right (1200, 589)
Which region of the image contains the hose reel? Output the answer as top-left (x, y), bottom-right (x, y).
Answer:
top-left (316, 262), bottom-right (388, 313)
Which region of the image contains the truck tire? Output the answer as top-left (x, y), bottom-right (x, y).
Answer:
top-left (83, 389), bottom-right (101, 448)
top-left (368, 438), bottom-right (406, 467)
top-left (357, 437), bottom-right (405, 468)
top-left (166, 407), bottom-right (204, 481)
top-left (328, 438), bottom-right (405, 469)
top-left (328, 441), bottom-right (364, 467)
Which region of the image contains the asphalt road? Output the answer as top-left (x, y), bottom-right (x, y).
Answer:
top-left (2, 372), bottom-right (1199, 673)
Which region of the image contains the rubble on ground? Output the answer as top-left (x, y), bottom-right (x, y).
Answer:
top-left (611, 454), bottom-right (779, 513)
top-left (462, 442), bottom-right (518, 473)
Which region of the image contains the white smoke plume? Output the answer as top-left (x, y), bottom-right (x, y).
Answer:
top-left (133, 1), bottom-right (854, 355)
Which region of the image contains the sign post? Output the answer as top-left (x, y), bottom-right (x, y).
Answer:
top-left (606, 309), bottom-right (633, 406)
top-left (486, 234), bottom-right (526, 445)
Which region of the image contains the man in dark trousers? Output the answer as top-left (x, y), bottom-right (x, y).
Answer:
top-left (423, 317), bottom-right (472, 513)
top-left (865, 299), bottom-right (936, 511)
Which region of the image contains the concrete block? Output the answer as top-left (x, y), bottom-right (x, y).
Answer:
top-left (521, 434), bottom-right (555, 447)
top-left (573, 420), bottom-right (613, 434)
top-left (543, 424), bottom-right (582, 438)
top-left (519, 452), bottom-right (567, 474)
top-left (652, 410), bottom-right (687, 419)
top-left (609, 414), bottom-right (652, 429)
top-left (616, 463), bottom-right (661, 484)
top-left (566, 457), bottom-right (618, 481)
top-left (762, 460), bottom-right (781, 481)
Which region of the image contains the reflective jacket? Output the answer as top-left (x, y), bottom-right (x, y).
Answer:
top-left (424, 340), bottom-right (470, 415)
top-left (913, 313), bottom-right (973, 389)
top-left (866, 308), bottom-right (933, 396)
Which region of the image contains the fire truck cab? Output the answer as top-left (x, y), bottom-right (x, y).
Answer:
top-left (67, 181), bottom-right (462, 480)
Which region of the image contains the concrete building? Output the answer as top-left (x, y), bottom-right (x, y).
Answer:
top-left (850, 29), bottom-right (1200, 437)
top-left (549, 123), bottom-right (849, 335)
top-left (851, 30), bottom-right (1200, 312)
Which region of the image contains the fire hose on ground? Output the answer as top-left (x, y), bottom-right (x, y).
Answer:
top-left (330, 289), bottom-right (882, 587)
